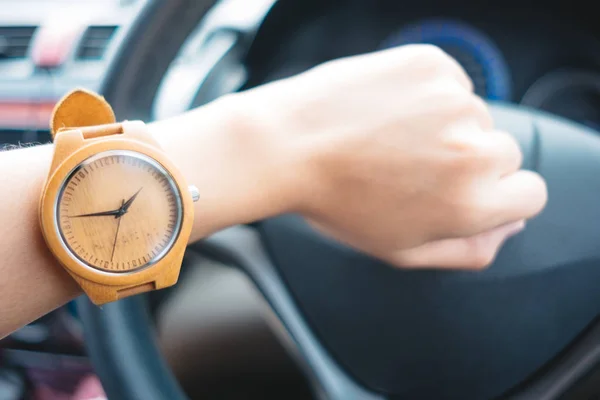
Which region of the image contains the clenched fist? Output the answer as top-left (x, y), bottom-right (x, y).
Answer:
top-left (236, 44), bottom-right (547, 269)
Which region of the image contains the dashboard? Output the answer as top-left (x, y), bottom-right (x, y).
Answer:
top-left (0, 0), bottom-right (140, 143)
top-left (244, 0), bottom-right (600, 129)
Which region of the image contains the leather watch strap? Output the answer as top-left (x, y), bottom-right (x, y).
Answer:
top-left (77, 123), bottom-right (124, 139)
top-left (50, 88), bottom-right (117, 139)
top-left (49, 89), bottom-right (159, 303)
top-left (117, 282), bottom-right (156, 299)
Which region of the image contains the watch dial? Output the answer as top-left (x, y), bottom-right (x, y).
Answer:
top-left (56, 150), bottom-right (182, 273)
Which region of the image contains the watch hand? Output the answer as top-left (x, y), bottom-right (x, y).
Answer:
top-left (110, 200), bottom-right (125, 262)
top-left (120, 187), bottom-right (143, 215)
top-left (70, 209), bottom-right (121, 218)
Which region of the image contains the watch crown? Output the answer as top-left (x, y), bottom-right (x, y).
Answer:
top-left (188, 185), bottom-right (200, 202)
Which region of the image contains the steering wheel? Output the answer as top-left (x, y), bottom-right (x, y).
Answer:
top-left (75, 1), bottom-right (600, 399)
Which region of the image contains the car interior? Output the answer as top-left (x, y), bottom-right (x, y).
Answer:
top-left (1, 0), bottom-right (600, 399)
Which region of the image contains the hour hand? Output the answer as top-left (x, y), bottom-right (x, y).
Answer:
top-left (69, 209), bottom-right (121, 218)
top-left (120, 187), bottom-right (143, 214)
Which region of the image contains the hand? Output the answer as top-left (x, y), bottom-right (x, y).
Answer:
top-left (239, 44), bottom-right (547, 269)
top-left (69, 187), bottom-right (142, 219)
top-left (111, 200), bottom-right (125, 262)
top-left (120, 187), bottom-right (143, 215)
top-left (70, 209), bottom-right (121, 218)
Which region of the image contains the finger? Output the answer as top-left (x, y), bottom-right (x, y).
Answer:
top-left (487, 130), bottom-right (523, 176)
top-left (389, 220), bottom-right (525, 269)
top-left (471, 129), bottom-right (523, 175)
top-left (485, 170), bottom-right (547, 228)
top-left (444, 128), bottom-right (523, 175)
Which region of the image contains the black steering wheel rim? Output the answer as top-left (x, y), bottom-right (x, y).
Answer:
top-left (76, 1), bottom-right (600, 399)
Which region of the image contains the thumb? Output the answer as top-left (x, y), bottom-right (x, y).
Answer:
top-left (388, 220), bottom-right (525, 269)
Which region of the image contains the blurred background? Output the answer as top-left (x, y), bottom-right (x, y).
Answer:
top-left (0, 0), bottom-right (136, 146)
top-left (2, 0), bottom-right (600, 398)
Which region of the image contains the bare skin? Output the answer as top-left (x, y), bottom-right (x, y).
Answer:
top-left (0, 45), bottom-right (547, 338)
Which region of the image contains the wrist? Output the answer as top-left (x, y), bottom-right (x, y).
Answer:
top-left (223, 91), bottom-right (336, 221)
top-left (152, 93), bottom-right (314, 239)
top-left (221, 92), bottom-right (316, 218)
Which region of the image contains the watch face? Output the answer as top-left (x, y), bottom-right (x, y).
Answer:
top-left (56, 150), bottom-right (183, 273)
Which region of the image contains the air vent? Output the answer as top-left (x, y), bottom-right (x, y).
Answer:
top-left (0, 26), bottom-right (37, 59)
top-left (76, 26), bottom-right (118, 60)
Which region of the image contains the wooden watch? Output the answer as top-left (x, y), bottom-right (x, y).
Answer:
top-left (39, 89), bottom-right (198, 305)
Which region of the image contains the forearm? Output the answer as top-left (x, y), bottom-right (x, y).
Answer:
top-left (0, 144), bottom-right (78, 338)
top-left (0, 94), bottom-right (304, 338)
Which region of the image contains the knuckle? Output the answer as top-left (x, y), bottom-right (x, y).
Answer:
top-left (495, 131), bottom-right (523, 170)
top-left (458, 69), bottom-right (475, 92)
top-left (449, 130), bottom-right (523, 174)
top-left (444, 128), bottom-right (523, 174)
top-left (460, 94), bottom-right (484, 115)
top-left (409, 44), bottom-right (474, 89)
top-left (470, 95), bottom-right (490, 115)
top-left (451, 94), bottom-right (494, 128)
top-left (430, 81), bottom-right (470, 107)
top-left (470, 96), bottom-right (494, 126)
top-left (445, 135), bottom-right (491, 172)
top-left (406, 44), bottom-right (456, 72)
top-left (410, 44), bottom-right (449, 61)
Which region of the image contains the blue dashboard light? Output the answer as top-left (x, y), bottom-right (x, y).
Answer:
top-left (380, 19), bottom-right (512, 101)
